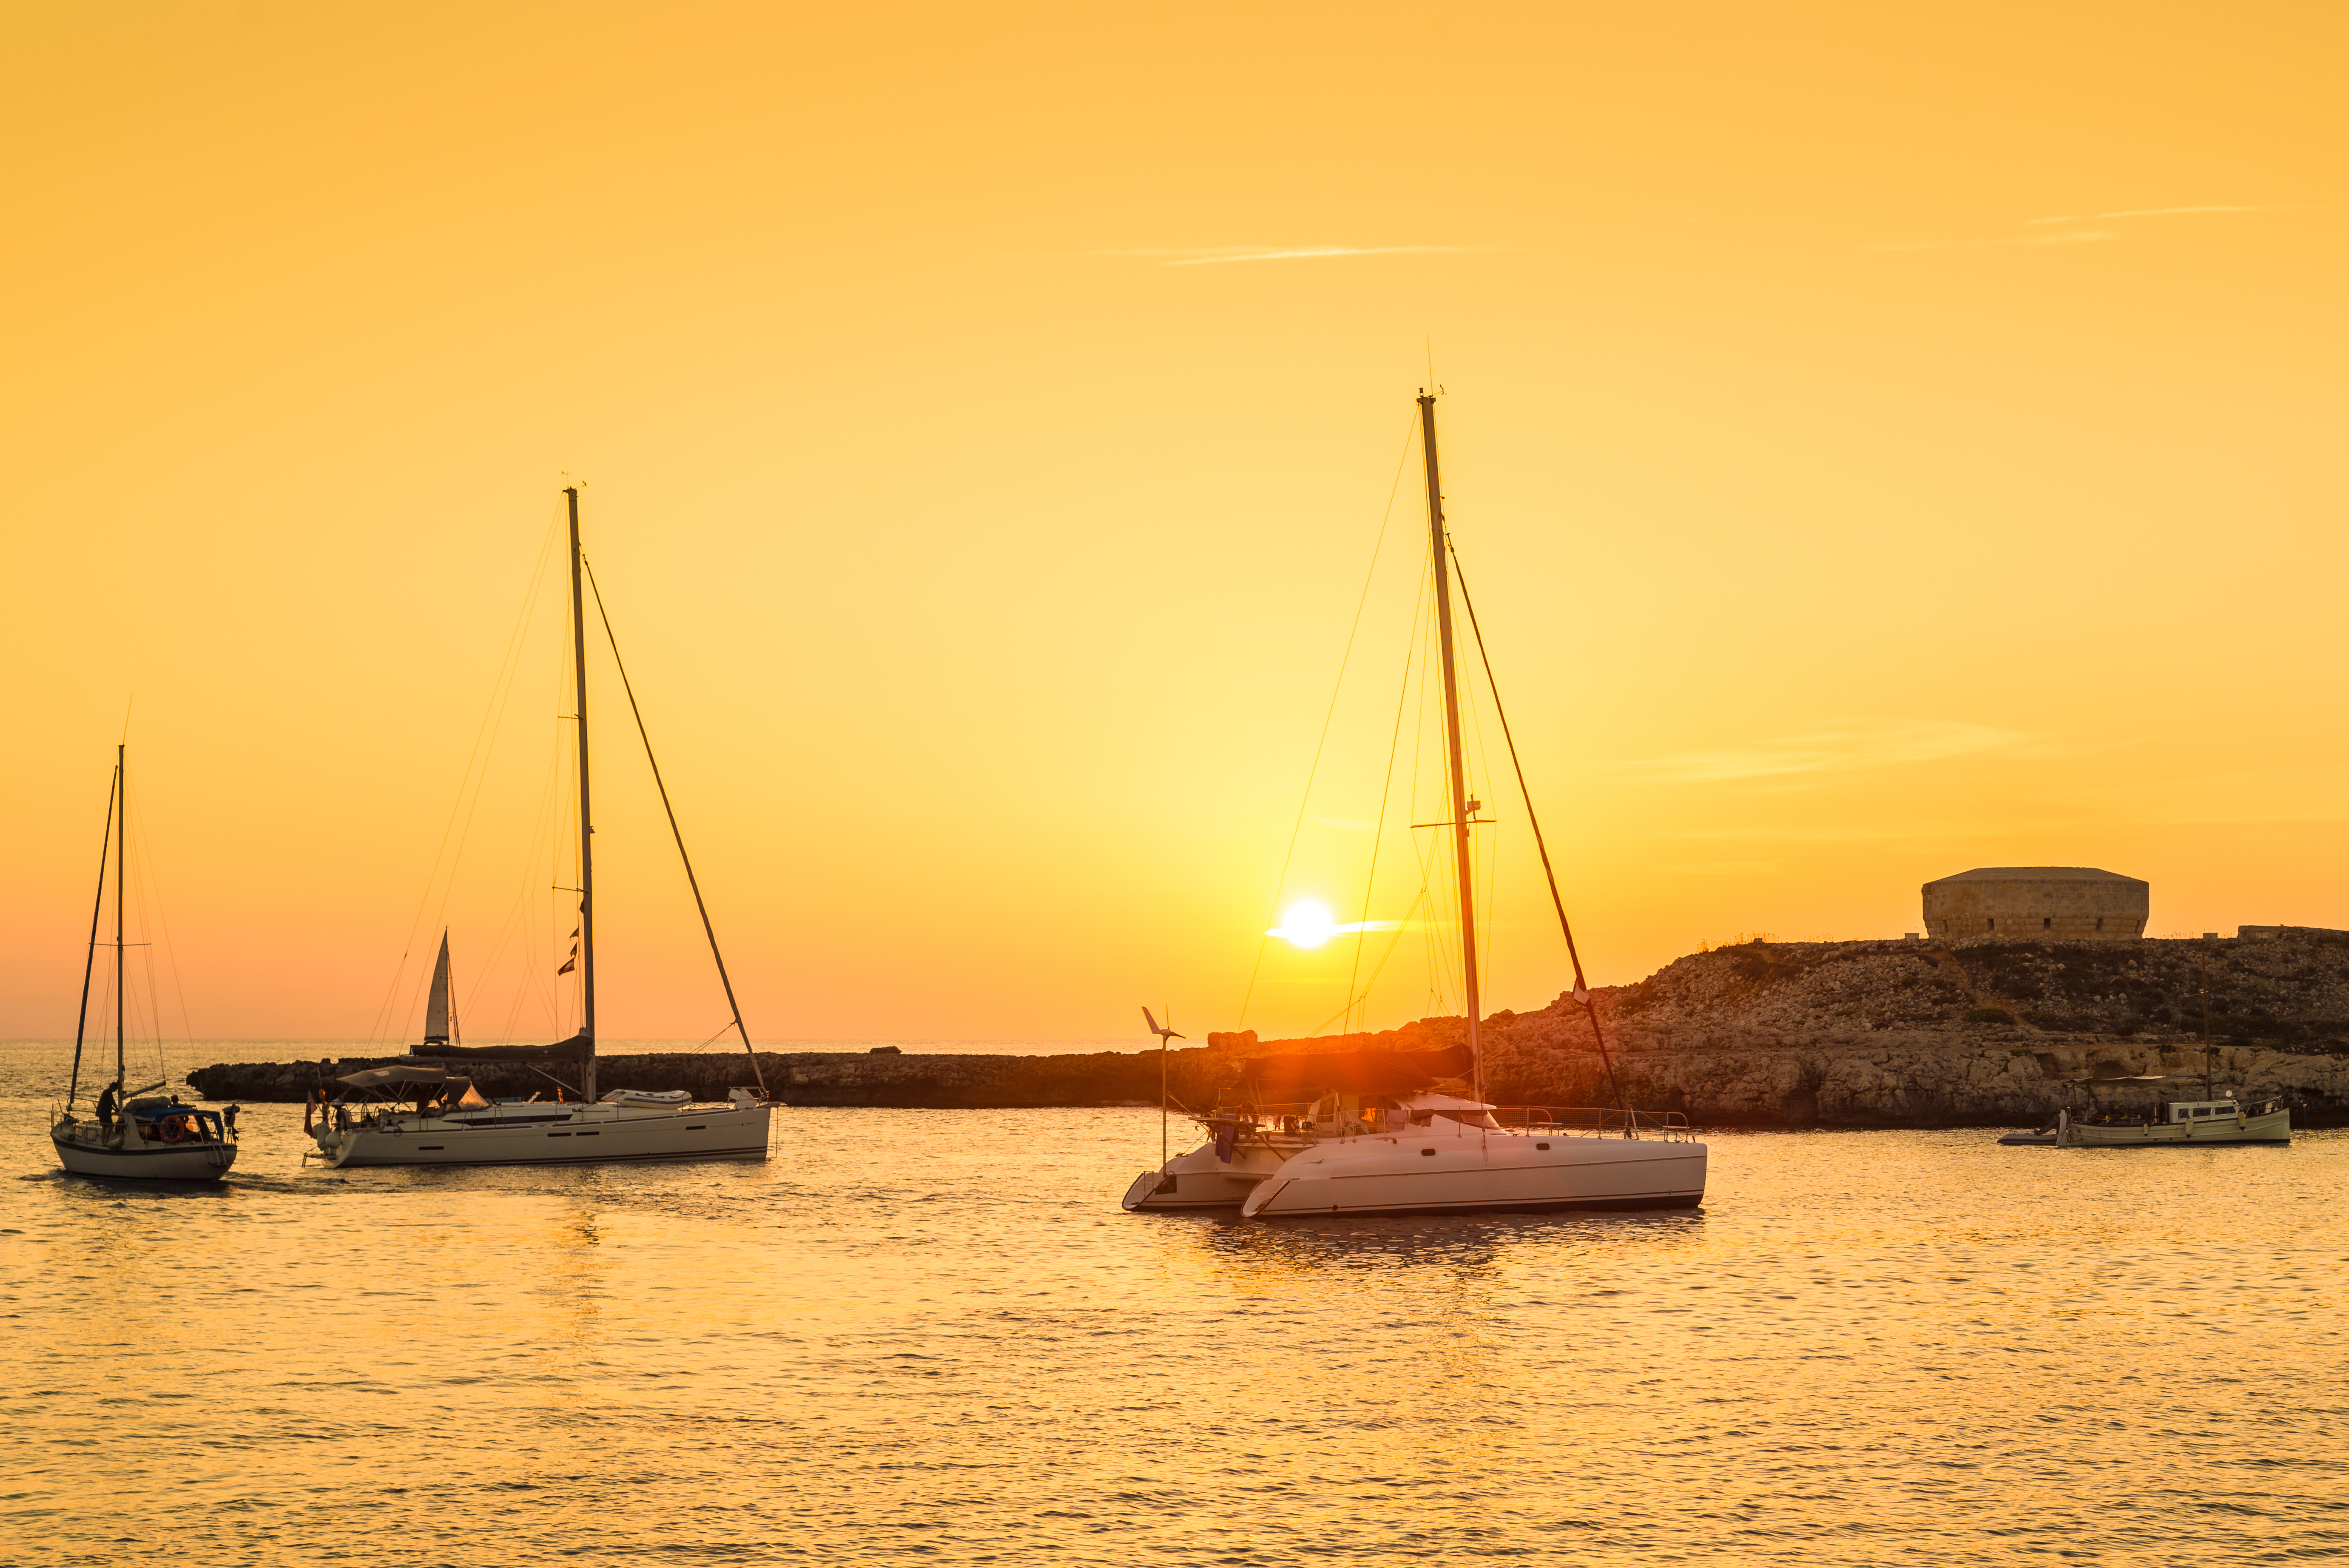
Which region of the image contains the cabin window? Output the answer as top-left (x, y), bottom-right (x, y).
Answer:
top-left (1421, 1148), bottom-right (1436, 1157)
top-left (2042, 917), bottom-right (2052, 929)
top-left (1535, 1143), bottom-right (1552, 1151)
top-left (1988, 918), bottom-right (1996, 931)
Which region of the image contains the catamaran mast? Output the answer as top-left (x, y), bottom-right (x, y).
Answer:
top-left (115, 743), bottom-right (127, 1097)
top-left (1419, 393), bottom-right (1483, 1104)
top-left (566, 487), bottom-right (598, 1102)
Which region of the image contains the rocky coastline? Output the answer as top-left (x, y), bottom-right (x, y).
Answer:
top-left (184, 934), bottom-right (2349, 1129)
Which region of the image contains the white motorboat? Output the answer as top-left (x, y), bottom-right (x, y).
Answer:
top-left (317, 487), bottom-right (774, 1169)
top-left (48, 744), bottom-right (239, 1182)
top-left (1123, 392), bottom-right (1707, 1218)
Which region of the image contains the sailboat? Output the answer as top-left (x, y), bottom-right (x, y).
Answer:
top-left (310, 488), bottom-right (775, 1168)
top-left (1125, 392), bottom-right (1706, 1218)
top-left (50, 745), bottom-right (239, 1181)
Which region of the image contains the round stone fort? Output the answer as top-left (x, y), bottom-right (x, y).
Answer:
top-left (1921, 866), bottom-right (2148, 942)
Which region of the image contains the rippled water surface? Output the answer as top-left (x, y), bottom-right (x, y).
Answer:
top-left (3, 1041), bottom-right (2344, 1565)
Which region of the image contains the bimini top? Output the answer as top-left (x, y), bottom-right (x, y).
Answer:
top-left (1240, 1046), bottom-right (1473, 1099)
top-left (338, 1065), bottom-right (472, 1090)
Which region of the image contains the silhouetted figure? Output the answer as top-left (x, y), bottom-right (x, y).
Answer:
top-left (95, 1081), bottom-right (119, 1129)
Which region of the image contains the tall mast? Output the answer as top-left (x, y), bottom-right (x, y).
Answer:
top-left (566, 488), bottom-right (598, 1102)
top-left (1419, 393), bottom-right (1483, 1104)
top-left (116, 743), bottom-right (126, 1095)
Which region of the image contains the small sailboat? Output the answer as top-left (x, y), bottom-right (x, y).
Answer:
top-left (1125, 393), bottom-right (1706, 1218)
top-left (311, 488), bottom-right (774, 1169)
top-left (49, 745), bottom-right (239, 1181)
top-left (422, 930), bottom-right (456, 1049)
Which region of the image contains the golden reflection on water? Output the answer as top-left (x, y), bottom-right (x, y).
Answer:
top-left (2, 1079), bottom-right (2345, 1565)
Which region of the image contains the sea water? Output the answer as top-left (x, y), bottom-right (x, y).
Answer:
top-left (2, 1039), bottom-right (2342, 1565)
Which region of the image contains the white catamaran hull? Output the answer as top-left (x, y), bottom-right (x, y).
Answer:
top-left (2067, 1109), bottom-right (2290, 1147)
top-left (1241, 1124), bottom-right (1706, 1218)
top-left (1122, 1141), bottom-right (1294, 1211)
top-left (319, 1103), bottom-right (772, 1168)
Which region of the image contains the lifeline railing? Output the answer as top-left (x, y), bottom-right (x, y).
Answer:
top-left (1496, 1106), bottom-right (1698, 1142)
top-left (1192, 1102), bottom-right (1699, 1143)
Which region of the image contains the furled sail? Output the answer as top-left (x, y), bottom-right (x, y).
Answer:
top-left (423, 932), bottom-right (452, 1045)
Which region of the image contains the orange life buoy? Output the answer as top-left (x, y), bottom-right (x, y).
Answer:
top-left (159, 1116), bottom-right (185, 1143)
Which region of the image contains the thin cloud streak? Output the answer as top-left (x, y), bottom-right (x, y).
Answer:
top-left (1634, 718), bottom-right (2026, 783)
top-left (1081, 245), bottom-right (1505, 266)
top-left (2025, 204), bottom-right (2268, 225)
top-left (1869, 229), bottom-right (2113, 252)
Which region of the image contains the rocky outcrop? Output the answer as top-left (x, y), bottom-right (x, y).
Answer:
top-left (183, 936), bottom-right (2349, 1127)
top-left (1214, 934), bottom-right (2349, 1128)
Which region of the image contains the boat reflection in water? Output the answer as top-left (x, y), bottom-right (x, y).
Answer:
top-left (1124, 392), bottom-right (1706, 1220)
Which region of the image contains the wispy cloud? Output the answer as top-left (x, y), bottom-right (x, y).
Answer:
top-left (1874, 203), bottom-right (2279, 253)
top-left (1658, 860), bottom-right (1781, 875)
top-left (1869, 230), bottom-right (2113, 252)
top-left (1635, 718), bottom-right (2025, 783)
top-left (2024, 204), bottom-right (2269, 226)
top-left (1088, 245), bottom-right (1504, 267)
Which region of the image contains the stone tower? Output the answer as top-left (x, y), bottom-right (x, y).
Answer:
top-left (1921, 866), bottom-right (2148, 941)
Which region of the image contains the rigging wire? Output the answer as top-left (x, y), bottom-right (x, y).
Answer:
top-left (126, 774), bottom-right (199, 1055)
top-left (1307, 885), bottom-right (1433, 1038)
top-left (473, 748), bottom-right (563, 1044)
top-left (1339, 549), bottom-right (1430, 1038)
top-left (1408, 573), bottom-right (1456, 1017)
top-left (65, 768), bottom-right (117, 1110)
top-left (1238, 410), bottom-right (1420, 1030)
top-left (1446, 540), bottom-right (1627, 1110)
top-left (582, 553), bottom-right (767, 1096)
top-left (370, 517), bottom-right (564, 1047)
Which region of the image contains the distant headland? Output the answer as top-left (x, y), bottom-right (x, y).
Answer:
top-left (186, 927), bottom-right (2349, 1127)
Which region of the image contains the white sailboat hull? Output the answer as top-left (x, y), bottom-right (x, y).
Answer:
top-left (319, 1102), bottom-right (773, 1168)
top-left (1240, 1124), bottom-right (1706, 1218)
top-left (52, 1127), bottom-right (236, 1182)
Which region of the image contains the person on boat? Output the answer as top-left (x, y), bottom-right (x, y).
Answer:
top-left (222, 1104), bottom-right (239, 1138)
top-left (96, 1080), bottom-right (119, 1130)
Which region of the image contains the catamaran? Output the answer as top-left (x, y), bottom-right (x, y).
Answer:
top-left (310, 488), bottom-right (774, 1169)
top-left (1124, 392), bottom-right (1706, 1218)
top-left (49, 745), bottom-right (239, 1181)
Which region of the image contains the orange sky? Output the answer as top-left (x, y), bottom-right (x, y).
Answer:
top-left (3, 2), bottom-right (2343, 1045)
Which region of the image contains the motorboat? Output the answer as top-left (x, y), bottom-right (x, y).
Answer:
top-left (1122, 392), bottom-right (1707, 1218)
top-left (48, 744), bottom-right (239, 1182)
top-left (2061, 1094), bottom-right (2290, 1147)
top-left (310, 1066), bottom-right (769, 1168)
top-left (317, 487), bottom-right (775, 1169)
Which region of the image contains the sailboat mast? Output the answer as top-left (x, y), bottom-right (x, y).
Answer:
top-left (115, 743), bottom-right (127, 1094)
top-left (1419, 393), bottom-right (1483, 1103)
top-left (566, 487), bottom-right (598, 1102)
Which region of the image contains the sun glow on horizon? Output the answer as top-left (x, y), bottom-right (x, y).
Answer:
top-left (1266, 902), bottom-right (1400, 949)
